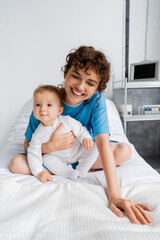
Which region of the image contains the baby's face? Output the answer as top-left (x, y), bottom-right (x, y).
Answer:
top-left (33, 91), bottom-right (63, 126)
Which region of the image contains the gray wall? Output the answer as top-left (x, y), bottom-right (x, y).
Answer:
top-left (129, 0), bottom-right (160, 69)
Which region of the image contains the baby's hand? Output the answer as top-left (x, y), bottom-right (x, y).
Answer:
top-left (37, 170), bottom-right (53, 183)
top-left (82, 138), bottom-right (94, 150)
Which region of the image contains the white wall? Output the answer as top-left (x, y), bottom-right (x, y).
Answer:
top-left (0, 0), bottom-right (126, 148)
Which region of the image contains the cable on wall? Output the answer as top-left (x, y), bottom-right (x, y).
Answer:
top-left (144, 0), bottom-right (149, 60)
top-left (125, 0), bottom-right (130, 78)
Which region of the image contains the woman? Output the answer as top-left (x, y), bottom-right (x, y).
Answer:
top-left (10, 46), bottom-right (152, 225)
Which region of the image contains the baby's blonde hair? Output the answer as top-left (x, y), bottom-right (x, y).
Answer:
top-left (33, 85), bottom-right (63, 106)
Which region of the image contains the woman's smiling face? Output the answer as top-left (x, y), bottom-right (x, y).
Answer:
top-left (64, 66), bottom-right (100, 106)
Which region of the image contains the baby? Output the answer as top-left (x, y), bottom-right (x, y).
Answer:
top-left (27, 85), bottom-right (99, 183)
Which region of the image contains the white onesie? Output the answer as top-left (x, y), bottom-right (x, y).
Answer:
top-left (27, 115), bottom-right (99, 179)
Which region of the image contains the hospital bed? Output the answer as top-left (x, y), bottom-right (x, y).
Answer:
top-left (0, 98), bottom-right (160, 239)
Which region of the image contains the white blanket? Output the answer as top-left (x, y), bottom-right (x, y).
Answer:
top-left (0, 179), bottom-right (160, 240)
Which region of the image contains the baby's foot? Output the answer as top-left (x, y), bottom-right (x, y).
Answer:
top-left (77, 170), bottom-right (88, 179)
top-left (67, 169), bottom-right (78, 180)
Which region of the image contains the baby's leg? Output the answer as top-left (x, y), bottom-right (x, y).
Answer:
top-left (43, 154), bottom-right (78, 180)
top-left (9, 154), bottom-right (32, 175)
top-left (76, 144), bottom-right (99, 178)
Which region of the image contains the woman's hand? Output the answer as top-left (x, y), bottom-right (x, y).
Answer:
top-left (109, 197), bottom-right (152, 225)
top-left (42, 123), bottom-right (75, 153)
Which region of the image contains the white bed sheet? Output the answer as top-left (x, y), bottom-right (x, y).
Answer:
top-left (0, 98), bottom-right (159, 187)
top-left (0, 179), bottom-right (160, 240)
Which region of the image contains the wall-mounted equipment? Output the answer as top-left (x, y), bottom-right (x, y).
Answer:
top-left (129, 61), bottom-right (160, 82)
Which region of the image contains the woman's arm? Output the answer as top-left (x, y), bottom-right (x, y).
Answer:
top-left (95, 133), bottom-right (152, 225)
top-left (24, 138), bottom-right (29, 152)
top-left (95, 134), bottom-right (121, 200)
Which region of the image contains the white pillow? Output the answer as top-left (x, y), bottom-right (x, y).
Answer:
top-left (106, 99), bottom-right (129, 143)
top-left (7, 98), bottom-right (33, 146)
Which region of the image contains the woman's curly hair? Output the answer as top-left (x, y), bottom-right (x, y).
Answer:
top-left (63, 46), bottom-right (110, 92)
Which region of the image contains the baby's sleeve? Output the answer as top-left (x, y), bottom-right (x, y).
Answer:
top-left (27, 127), bottom-right (43, 176)
top-left (67, 116), bottom-right (92, 143)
